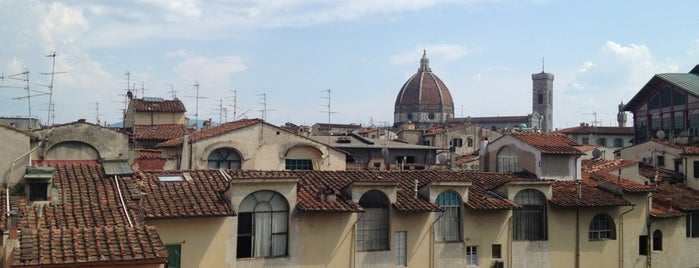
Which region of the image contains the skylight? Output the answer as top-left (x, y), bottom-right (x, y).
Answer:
top-left (157, 174), bottom-right (184, 182)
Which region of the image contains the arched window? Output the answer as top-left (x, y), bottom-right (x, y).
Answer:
top-left (497, 146), bottom-right (518, 173)
top-left (357, 190), bottom-right (390, 251)
top-left (589, 213), bottom-right (616, 240)
top-left (236, 191), bottom-right (288, 258)
top-left (653, 230), bottom-right (663, 251)
top-left (514, 189), bottom-right (547, 241)
top-left (207, 148), bottom-right (241, 169)
top-left (435, 191), bottom-right (462, 242)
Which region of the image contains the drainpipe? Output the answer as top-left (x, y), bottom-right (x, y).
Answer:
top-left (352, 212), bottom-right (365, 268)
top-left (646, 193), bottom-right (655, 268)
top-left (575, 207), bottom-right (580, 268)
top-left (429, 211), bottom-right (445, 268)
top-left (6, 142), bottom-right (42, 212)
top-left (507, 214), bottom-right (513, 268)
top-left (619, 206), bottom-right (635, 268)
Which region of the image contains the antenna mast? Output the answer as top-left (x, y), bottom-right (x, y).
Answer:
top-left (41, 51), bottom-right (63, 125)
top-left (257, 93), bottom-right (274, 121)
top-left (165, 84), bottom-right (177, 99)
top-left (185, 82), bottom-right (206, 129)
top-left (321, 89), bottom-right (336, 126)
top-left (94, 101), bottom-right (102, 124)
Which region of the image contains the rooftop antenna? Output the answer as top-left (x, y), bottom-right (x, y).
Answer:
top-left (93, 101), bottom-right (102, 124)
top-left (583, 111), bottom-right (601, 126)
top-left (229, 90), bottom-right (238, 121)
top-left (185, 82), bottom-right (206, 129)
top-left (3, 70), bottom-right (41, 120)
top-left (138, 81), bottom-right (149, 97)
top-left (215, 99), bottom-right (227, 125)
top-left (40, 51), bottom-right (65, 125)
top-left (321, 89), bottom-right (336, 127)
top-left (165, 84), bottom-right (177, 99)
top-left (120, 72), bottom-right (131, 120)
top-left (257, 93), bottom-right (274, 121)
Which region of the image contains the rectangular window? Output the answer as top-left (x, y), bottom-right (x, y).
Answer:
top-left (395, 231), bottom-right (406, 266)
top-left (694, 161), bottom-right (699, 179)
top-left (422, 139), bottom-right (431, 146)
top-left (466, 246), bottom-right (478, 266)
top-left (656, 155), bottom-right (665, 167)
top-left (452, 138), bottom-right (463, 147)
top-left (582, 137), bottom-right (589, 144)
top-left (28, 183), bottom-right (49, 201)
top-left (597, 138), bottom-right (607, 147)
top-left (639, 235), bottom-right (648, 255)
top-left (166, 244), bottom-right (181, 268)
top-left (285, 159), bottom-right (313, 170)
top-left (467, 137), bottom-right (474, 147)
top-left (613, 138), bottom-right (623, 147)
top-left (396, 156), bottom-right (415, 164)
top-left (687, 212), bottom-right (699, 238)
top-left (491, 244), bottom-right (502, 259)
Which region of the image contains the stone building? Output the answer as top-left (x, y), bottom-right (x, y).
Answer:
top-left (393, 50), bottom-right (454, 128)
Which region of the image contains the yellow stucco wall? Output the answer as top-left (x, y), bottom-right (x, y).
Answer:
top-left (149, 217), bottom-right (232, 268)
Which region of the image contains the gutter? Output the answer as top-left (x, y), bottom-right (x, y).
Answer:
top-left (114, 175), bottom-right (134, 227)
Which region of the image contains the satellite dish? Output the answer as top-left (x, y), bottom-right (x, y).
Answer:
top-left (591, 148), bottom-right (602, 159)
top-left (437, 154), bottom-right (448, 164)
top-left (656, 130), bottom-right (666, 139)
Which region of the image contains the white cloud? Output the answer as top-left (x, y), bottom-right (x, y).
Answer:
top-left (39, 3), bottom-right (89, 48)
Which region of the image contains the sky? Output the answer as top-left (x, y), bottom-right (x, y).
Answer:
top-left (1, 1), bottom-right (698, 130)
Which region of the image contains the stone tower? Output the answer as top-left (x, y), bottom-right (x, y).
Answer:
top-left (394, 50), bottom-right (454, 128)
top-left (532, 71), bottom-right (554, 133)
top-left (617, 101), bottom-right (627, 127)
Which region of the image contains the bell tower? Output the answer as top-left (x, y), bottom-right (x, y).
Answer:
top-left (532, 66), bottom-right (554, 133)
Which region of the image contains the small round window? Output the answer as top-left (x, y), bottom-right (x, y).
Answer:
top-left (428, 113), bottom-right (435, 120)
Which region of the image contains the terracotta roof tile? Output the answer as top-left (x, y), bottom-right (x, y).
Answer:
top-left (156, 119), bottom-right (262, 147)
top-left (130, 98), bottom-right (186, 113)
top-left (550, 180), bottom-right (631, 207)
top-left (7, 163), bottom-right (168, 266)
top-left (510, 133), bottom-right (583, 155)
top-left (134, 124), bottom-right (188, 140)
top-left (556, 125), bottom-right (634, 135)
top-left (31, 160), bottom-right (101, 167)
top-left (136, 149), bottom-right (162, 159)
top-left (581, 160), bottom-right (656, 193)
top-left (0, 122), bottom-right (37, 138)
top-left (13, 226), bottom-right (167, 266)
top-left (132, 170), bottom-right (235, 219)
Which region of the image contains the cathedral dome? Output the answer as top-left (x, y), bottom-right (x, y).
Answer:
top-left (394, 50), bottom-right (454, 127)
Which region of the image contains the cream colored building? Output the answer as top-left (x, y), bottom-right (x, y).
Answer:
top-left (156, 119), bottom-right (347, 171)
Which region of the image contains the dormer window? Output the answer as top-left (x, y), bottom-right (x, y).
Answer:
top-left (24, 167), bottom-right (54, 202)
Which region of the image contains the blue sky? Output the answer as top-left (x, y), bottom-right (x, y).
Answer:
top-left (1, 1), bottom-right (698, 129)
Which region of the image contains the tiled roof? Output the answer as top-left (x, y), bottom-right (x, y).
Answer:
top-left (651, 201), bottom-right (685, 218)
top-left (510, 133), bottom-right (583, 155)
top-left (582, 159), bottom-right (656, 193)
top-left (31, 160), bottom-right (101, 167)
top-left (8, 164), bottom-right (167, 267)
top-left (14, 226), bottom-right (167, 267)
top-left (582, 159), bottom-right (639, 174)
top-left (682, 145), bottom-right (699, 155)
top-left (130, 98), bottom-right (186, 113)
top-left (654, 180), bottom-right (699, 212)
top-left (134, 124), bottom-right (188, 140)
top-left (574, 144), bottom-right (599, 153)
top-left (0, 122), bottom-right (37, 138)
top-left (15, 165), bottom-right (134, 230)
top-left (156, 118), bottom-right (262, 147)
top-left (130, 170), bottom-right (235, 219)
top-left (550, 180), bottom-right (631, 207)
top-left (137, 149), bottom-right (162, 159)
top-left (222, 170), bottom-right (521, 212)
top-left (556, 125), bottom-right (633, 135)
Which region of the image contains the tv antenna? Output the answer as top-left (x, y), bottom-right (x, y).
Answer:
top-left (165, 84), bottom-right (177, 99)
top-left (214, 99), bottom-right (228, 125)
top-left (2, 70), bottom-right (42, 119)
top-left (583, 111), bottom-right (601, 126)
top-left (321, 89), bottom-right (336, 126)
top-left (138, 81), bottom-right (149, 97)
top-left (185, 82), bottom-right (206, 129)
top-left (93, 101), bottom-right (103, 124)
top-left (40, 51), bottom-right (65, 125)
top-left (257, 93), bottom-right (274, 121)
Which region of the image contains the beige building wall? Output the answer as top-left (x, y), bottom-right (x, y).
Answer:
top-left (134, 112), bottom-right (186, 126)
top-left (149, 217), bottom-right (232, 268)
top-left (462, 209), bottom-right (510, 268)
top-left (684, 155), bottom-right (699, 190)
top-left (186, 123), bottom-right (345, 171)
top-left (298, 213), bottom-right (356, 268)
top-left (0, 127), bottom-right (32, 185)
top-left (618, 142), bottom-right (682, 171)
top-left (33, 122), bottom-right (130, 161)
